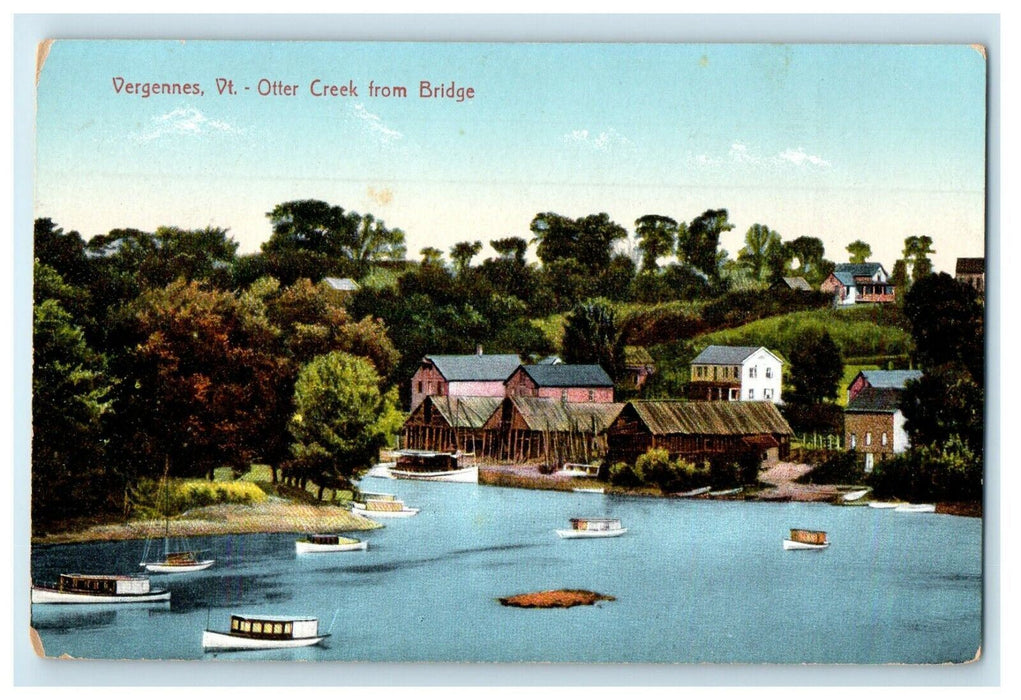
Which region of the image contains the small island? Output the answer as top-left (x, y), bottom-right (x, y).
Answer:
top-left (498, 589), bottom-right (615, 609)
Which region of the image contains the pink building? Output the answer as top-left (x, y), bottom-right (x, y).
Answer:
top-left (409, 353), bottom-right (521, 410)
top-left (505, 364), bottom-right (615, 403)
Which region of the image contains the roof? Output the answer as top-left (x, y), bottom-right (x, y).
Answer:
top-left (322, 277), bottom-right (360, 291)
top-left (691, 345), bottom-right (780, 366)
top-left (519, 364), bottom-right (613, 388)
top-left (425, 354), bottom-right (521, 382)
top-left (833, 262), bottom-right (886, 287)
top-left (424, 396), bottom-right (503, 429)
top-left (509, 397), bottom-right (624, 433)
top-left (780, 276), bottom-right (812, 291)
top-left (625, 346), bottom-right (655, 366)
top-left (623, 400), bottom-right (793, 436)
top-left (855, 369), bottom-right (923, 391)
top-left (846, 387), bottom-right (904, 414)
top-left (536, 355), bottom-right (563, 365)
top-left (956, 258), bottom-right (984, 274)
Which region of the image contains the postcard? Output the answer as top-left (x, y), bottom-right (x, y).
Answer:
top-left (28, 38), bottom-right (986, 666)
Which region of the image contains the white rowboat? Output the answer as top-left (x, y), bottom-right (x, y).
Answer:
top-left (841, 489), bottom-right (871, 502)
top-left (895, 503), bottom-right (936, 513)
top-left (572, 487), bottom-right (605, 494)
top-left (868, 501), bottom-right (900, 509)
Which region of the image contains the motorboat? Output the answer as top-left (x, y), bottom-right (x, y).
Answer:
top-left (389, 450), bottom-right (478, 483)
top-left (202, 614), bottom-right (329, 651)
top-left (351, 497), bottom-right (419, 519)
top-left (295, 534), bottom-right (368, 553)
top-left (556, 517), bottom-right (626, 539)
top-left (31, 573), bottom-right (171, 604)
top-left (782, 528), bottom-right (830, 550)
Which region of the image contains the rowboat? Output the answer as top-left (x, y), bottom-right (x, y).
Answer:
top-left (868, 501), bottom-right (900, 509)
top-left (572, 487), bottom-right (605, 494)
top-left (351, 498), bottom-right (419, 519)
top-left (389, 450), bottom-right (478, 483)
top-left (31, 573), bottom-right (171, 604)
top-left (841, 489), bottom-right (871, 502)
top-left (895, 503), bottom-right (936, 513)
top-left (202, 614), bottom-right (329, 652)
top-left (560, 462), bottom-right (601, 478)
top-left (364, 462), bottom-right (396, 479)
top-left (782, 529), bottom-right (830, 551)
top-left (709, 487), bottom-right (743, 497)
top-left (672, 486), bottom-right (712, 498)
top-left (556, 517), bottom-right (627, 539)
top-left (295, 534), bottom-right (368, 553)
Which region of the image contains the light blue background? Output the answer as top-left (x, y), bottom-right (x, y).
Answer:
top-left (12, 12), bottom-right (1001, 687)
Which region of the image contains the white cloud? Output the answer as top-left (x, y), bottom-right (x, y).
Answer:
top-left (563, 127), bottom-right (629, 151)
top-left (353, 104), bottom-right (403, 144)
top-left (777, 147), bottom-right (832, 167)
top-left (136, 107), bottom-right (235, 141)
top-left (729, 141), bottom-right (758, 164)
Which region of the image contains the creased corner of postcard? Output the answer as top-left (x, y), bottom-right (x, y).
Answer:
top-left (36, 39), bottom-right (54, 86)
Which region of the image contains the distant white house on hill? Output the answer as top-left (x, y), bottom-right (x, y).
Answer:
top-left (688, 345), bottom-right (783, 403)
top-left (820, 263), bottom-right (895, 305)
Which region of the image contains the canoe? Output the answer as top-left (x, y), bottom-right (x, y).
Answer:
top-left (709, 487), bottom-right (743, 497)
top-left (672, 486), bottom-right (712, 498)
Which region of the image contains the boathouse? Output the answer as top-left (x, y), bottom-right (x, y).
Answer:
top-left (481, 397), bottom-right (625, 464)
top-left (504, 364), bottom-right (615, 403)
top-left (400, 395), bottom-right (502, 454)
top-left (605, 400), bottom-right (793, 465)
top-left (409, 351), bottom-right (521, 410)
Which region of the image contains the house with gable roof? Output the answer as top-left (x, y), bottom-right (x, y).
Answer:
top-left (688, 345), bottom-right (783, 403)
top-left (504, 364), bottom-right (615, 403)
top-left (820, 262), bottom-right (896, 305)
top-left (409, 351), bottom-right (521, 410)
top-left (843, 368), bottom-right (921, 472)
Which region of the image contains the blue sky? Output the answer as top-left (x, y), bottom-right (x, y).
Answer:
top-left (35, 41), bottom-right (986, 274)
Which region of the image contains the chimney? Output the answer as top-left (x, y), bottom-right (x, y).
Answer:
top-left (476, 344), bottom-right (483, 356)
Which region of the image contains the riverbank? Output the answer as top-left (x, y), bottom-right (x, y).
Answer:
top-left (31, 497), bottom-right (380, 546)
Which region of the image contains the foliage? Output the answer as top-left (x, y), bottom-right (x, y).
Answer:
top-left (868, 436), bottom-right (981, 502)
top-left (903, 272), bottom-right (983, 380)
top-left (901, 365), bottom-right (983, 455)
top-left (738, 223), bottom-right (782, 280)
top-left (846, 240), bottom-right (872, 264)
top-left (609, 461), bottom-right (645, 487)
top-left (530, 211), bottom-right (627, 275)
top-left (902, 235), bottom-right (935, 282)
top-left (678, 209), bottom-right (733, 280)
top-left (779, 402), bottom-right (845, 435)
top-left (796, 451), bottom-right (865, 485)
top-left (450, 240), bottom-right (483, 276)
top-left (288, 352), bottom-right (404, 498)
top-left (786, 330), bottom-right (844, 405)
top-left (561, 299), bottom-right (626, 380)
top-left (634, 215), bottom-right (678, 272)
top-left (128, 477), bottom-right (266, 519)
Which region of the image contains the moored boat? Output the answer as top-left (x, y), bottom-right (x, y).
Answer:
top-left (572, 487), bottom-right (605, 494)
top-left (559, 462), bottom-right (600, 478)
top-left (295, 534), bottom-right (368, 553)
top-left (672, 486), bottom-right (712, 498)
top-left (556, 517), bottom-right (627, 539)
top-left (138, 467), bottom-right (215, 574)
top-left (841, 488), bottom-right (871, 502)
top-left (202, 614), bottom-right (329, 651)
top-left (782, 528), bottom-right (830, 550)
top-left (895, 503), bottom-right (936, 513)
top-left (868, 501), bottom-right (900, 509)
top-left (709, 487), bottom-right (743, 497)
top-left (351, 498), bottom-right (420, 519)
top-left (31, 573), bottom-right (171, 604)
top-left (389, 449), bottom-right (478, 483)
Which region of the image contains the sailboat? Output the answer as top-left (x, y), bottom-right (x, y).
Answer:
top-left (139, 468), bottom-right (215, 574)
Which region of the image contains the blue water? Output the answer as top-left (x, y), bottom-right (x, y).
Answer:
top-left (30, 480), bottom-right (982, 663)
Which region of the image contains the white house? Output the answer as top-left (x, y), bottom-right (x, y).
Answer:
top-left (820, 262), bottom-right (896, 306)
top-left (688, 345), bottom-right (783, 403)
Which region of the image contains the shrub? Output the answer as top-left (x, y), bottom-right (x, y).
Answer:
top-left (129, 477), bottom-right (266, 518)
top-left (609, 461), bottom-right (645, 488)
top-left (797, 451), bottom-right (865, 485)
top-left (868, 436), bottom-right (982, 502)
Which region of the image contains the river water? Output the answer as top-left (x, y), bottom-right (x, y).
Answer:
top-left (30, 479), bottom-right (981, 664)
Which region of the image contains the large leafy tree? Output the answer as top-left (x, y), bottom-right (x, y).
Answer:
top-left (846, 239), bottom-right (872, 264)
top-left (288, 351), bottom-right (403, 498)
top-left (32, 263), bottom-right (115, 527)
top-left (677, 209), bottom-right (733, 280)
top-left (561, 299), bottom-right (626, 381)
top-left (450, 240), bottom-right (483, 277)
top-left (785, 235), bottom-right (833, 285)
top-left (634, 215), bottom-right (678, 272)
top-left (530, 212), bottom-right (627, 273)
top-left (786, 330), bottom-right (844, 405)
top-left (111, 280), bottom-right (289, 481)
top-left (902, 235), bottom-right (935, 282)
top-left (738, 223), bottom-right (782, 281)
top-left (490, 236), bottom-right (528, 265)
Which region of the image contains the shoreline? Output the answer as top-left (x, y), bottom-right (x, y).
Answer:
top-left (31, 497), bottom-right (381, 546)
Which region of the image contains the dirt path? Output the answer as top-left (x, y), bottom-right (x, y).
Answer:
top-left (756, 462), bottom-right (839, 502)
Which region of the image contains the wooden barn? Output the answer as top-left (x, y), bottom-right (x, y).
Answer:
top-left (400, 395), bottom-right (502, 455)
top-left (481, 397), bottom-right (625, 464)
top-left (606, 400), bottom-right (793, 465)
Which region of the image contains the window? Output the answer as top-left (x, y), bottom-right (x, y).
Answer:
top-left (721, 367), bottom-right (728, 379)
top-left (749, 366), bottom-right (757, 378)
top-left (561, 389), bottom-right (568, 401)
top-left (417, 381), bottom-right (423, 393)
top-left (274, 623), bottom-right (283, 635)
top-left (253, 622), bottom-right (263, 634)
top-left (733, 366), bottom-right (740, 377)
top-left (866, 432), bottom-right (872, 446)
top-left (241, 621), bottom-right (251, 633)
top-left (765, 367), bottom-right (773, 379)
top-left (764, 389), bottom-right (773, 400)
top-left (850, 434), bottom-right (857, 449)
top-left (748, 389), bottom-right (755, 400)
top-left (729, 388), bottom-right (739, 400)
top-left (881, 433), bottom-right (888, 447)
top-left (232, 619), bottom-right (239, 631)
top-left (588, 389), bottom-right (594, 401)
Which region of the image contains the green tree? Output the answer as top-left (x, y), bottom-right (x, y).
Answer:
top-left (420, 247), bottom-right (445, 267)
top-left (561, 299), bottom-right (626, 381)
top-left (490, 237), bottom-right (528, 265)
top-left (288, 352), bottom-right (403, 498)
top-left (738, 223), bottom-right (782, 280)
top-left (450, 240), bottom-right (483, 276)
top-left (634, 215), bottom-right (678, 272)
top-left (846, 239), bottom-right (872, 264)
top-left (677, 209), bottom-right (733, 280)
top-left (530, 212), bottom-right (628, 274)
top-left (903, 235), bottom-right (935, 282)
top-left (903, 272), bottom-right (983, 380)
top-left (786, 330), bottom-right (843, 405)
top-left (32, 262), bottom-right (115, 527)
top-left (785, 236), bottom-right (832, 285)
